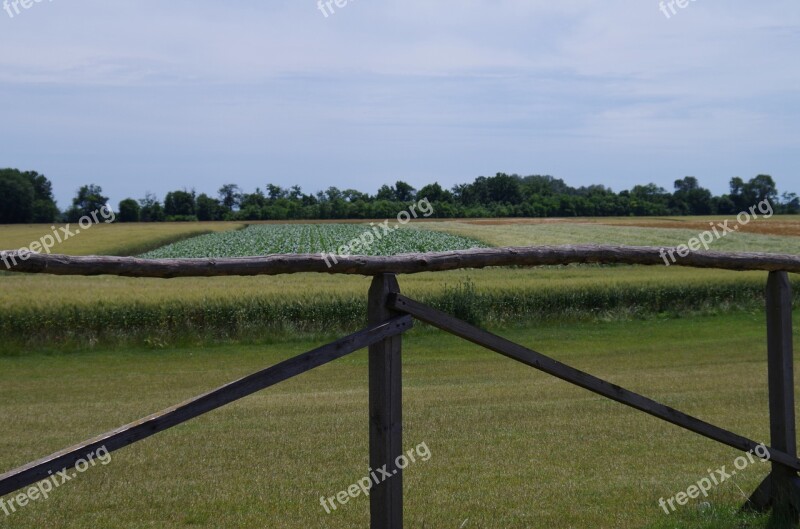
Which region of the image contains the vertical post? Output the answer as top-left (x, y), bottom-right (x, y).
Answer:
top-left (766, 271), bottom-right (799, 521)
top-left (368, 274), bottom-right (403, 529)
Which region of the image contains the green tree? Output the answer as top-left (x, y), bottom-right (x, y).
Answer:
top-left (139, 193), bottom-right (165, 222)
top-left (218, 184), bottom-right (241, 212)
top-left (393, 181), bottom-right (416, 202)
top-left (416, 182), bottom-right (452, 203)
top-left (0, 169), bottom-right (35, 223)
top-left (671, 176), bottom-right (712, 215)
top-left (781, 192), bottom-right (799, 214)
top-left (486, 173), bottom-right (522, 204)
top-left (164, 190), bottom-right (196, 218)
top-left (729, 175), bottom-right (778, 210)
top-left (25, 171), bottom-right (60, 222)
top-left (118, 198), bottom-right (140, 222)
top-left (196, 193), bottom-right (223, 221)
top-left (66, 184), bottom-right (108, 222)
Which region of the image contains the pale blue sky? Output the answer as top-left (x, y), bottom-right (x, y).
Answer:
top-left (1, 0), bottom-right (798, 208)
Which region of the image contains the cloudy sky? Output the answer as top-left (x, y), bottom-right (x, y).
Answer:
top-left (1, 0), bottom-right (798, 207)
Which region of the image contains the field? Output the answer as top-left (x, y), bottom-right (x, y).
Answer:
top-left (0, 221), bottom-right (246, 257)
top-left (1, 216), bottom-right (799, 528)
top-left (0, 313), bottom-right (794, 528)
top-left (140, 223), bottom-right (487, 258)
top-left (1, 217), bottom-right (799, 349)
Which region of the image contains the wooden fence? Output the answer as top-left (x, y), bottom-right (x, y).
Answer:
top-left (1, 245), bottom-right (799, 528)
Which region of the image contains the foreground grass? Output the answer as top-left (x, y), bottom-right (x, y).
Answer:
top-left (2, 312), bottom-right (797, 528)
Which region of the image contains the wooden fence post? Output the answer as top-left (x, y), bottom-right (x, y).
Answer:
top-left (368, 274), bottom-right (403, 529)
top-left (766, 271), bottom-right (800, 521)
top-left (749, 272), bottom-right (800, 520)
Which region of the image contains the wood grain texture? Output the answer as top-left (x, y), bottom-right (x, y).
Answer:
top-left (368, 274), bottom-right (403, 529)
top-left (1, 245), bottom-right (799, 277)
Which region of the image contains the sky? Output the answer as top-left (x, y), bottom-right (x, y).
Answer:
top-left (0, 0), bottom-right (798, 208)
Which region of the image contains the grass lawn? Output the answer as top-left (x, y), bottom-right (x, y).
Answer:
top-left (2, 312), bottom-right (797, 528)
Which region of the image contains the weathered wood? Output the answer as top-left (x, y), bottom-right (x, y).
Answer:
top-left (2, 245), bottom-right (800, 278)
top-left (368, 274), bottom-right (403, 529)
top-left (765, 271), bottom-right (799, 520)
top-left (0, 315), bottom-right (413, 498)
top-left (388, 293), bottom-right (800, 471)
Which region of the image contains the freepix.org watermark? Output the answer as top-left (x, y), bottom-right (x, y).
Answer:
top-left (658, 443), bottom-right (771, 514)
top-left (659, 199), bottom-right (773, 266)
top-left (1, 446), bottom-right (112, 517)
top-left (319, 441), bottom-right (431, 514)
top-left (659, 0), bottom-right (699, 19)
top-left (1, 204), bottom-right (115, 270)
top-left (317, 0), bottom-right (354, 18)
top-left (320, 198), bottom-right (433, 268)
top-left (3, 0), bottom-right (53, 19)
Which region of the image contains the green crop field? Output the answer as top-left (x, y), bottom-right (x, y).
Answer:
top-left (140, 223), bottom-right (487, 259)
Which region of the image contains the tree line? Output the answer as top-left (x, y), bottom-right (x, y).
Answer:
top-left (0, 167), bottom-right (798, 224)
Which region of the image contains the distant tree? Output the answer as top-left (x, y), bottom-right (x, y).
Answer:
top-left (325, 186), bottom-right (343, 202)
top-left (375, 184), bottom-right (394, 201)
top-left (218, 184), bottom-right (241, 212)
top-left (520, 174), bottom-right (572, 196)
top-left (139, 193), bottom-right (165, 222)
top-left (342, 189), bottom-right (369, 202)
top-left (266, 184), bottom-right (286, 201)
top-left (671, 176), bottom-right (712, 215)
top-left (196, 193), bottom-right (223, 221)
top-left (66, 184), bottom-right (109, 221)
top-left (781, 192), bottom-right (800, 214)
top-left (486, 173), bottom-right (522, 204)
top-left (0, 169), bottom-right (35, 223)
top-left (0, 169), bottom-right (59, 223)
top-left (117, 198), bottom-right (140, 222)
top-left (25, 171), bottom-right (60, 222)
top-left (747, 174), bottom-right (778, 205)
top-left (416, 182), bottom-right (452, 203)
top-left (164, 190), bottom-right (196, 218)
top-left (628, 183), bottom-right (670, 216)
top-left (729, 174), bottom-right (778, 211)
top-left (393, 181), bottom-right (416, 202)
top-left (240, 188), bottom-right (267, 211)
top-left (288, 185), bottom-right (304, 201)
top-left (374, 181), bottom-right (416, 202)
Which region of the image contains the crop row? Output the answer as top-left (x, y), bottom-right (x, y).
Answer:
top-left (140, 224), bottom-right (488, 259)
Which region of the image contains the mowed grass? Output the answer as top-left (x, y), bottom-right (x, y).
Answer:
top-left (1, 312), bottom-right (794, 528)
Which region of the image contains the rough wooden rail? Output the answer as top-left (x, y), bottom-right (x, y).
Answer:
top-left (1, 245), bottom-right (800, 277)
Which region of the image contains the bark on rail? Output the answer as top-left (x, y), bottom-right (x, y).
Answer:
top-left (0, 245), bottom-right (799, 278)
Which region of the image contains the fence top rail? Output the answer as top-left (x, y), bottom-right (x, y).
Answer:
top-left (1, 245), bottom-right (799, 278)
